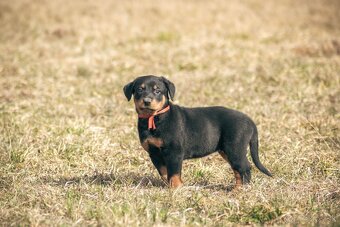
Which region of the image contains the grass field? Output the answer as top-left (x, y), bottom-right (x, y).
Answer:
top-left (1, 0), bottom-right (339, 226)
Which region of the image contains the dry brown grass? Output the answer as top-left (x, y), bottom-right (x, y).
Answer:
top-left (0, 0), bottom-right (339, 226)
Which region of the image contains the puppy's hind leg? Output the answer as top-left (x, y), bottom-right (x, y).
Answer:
top-left (219, 151), bottom-right (241, 186)
top-left (219, 143), bottom-right (252, 186)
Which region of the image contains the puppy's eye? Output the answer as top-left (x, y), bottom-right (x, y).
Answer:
top-left (137, 87), bottom-right (143, 93)
top-left (154, 90), bottom-right (161, 95)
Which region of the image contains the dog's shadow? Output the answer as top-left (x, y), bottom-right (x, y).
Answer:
top-left (47, 172), bottom-right (166, 188)
top-left (46, 172), bottom-right (234, 192)
top-left (188, 180), bottom-right (234, 192)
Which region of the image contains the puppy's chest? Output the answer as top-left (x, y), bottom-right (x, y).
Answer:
top-left (141, 136), bottom-right (164, 152)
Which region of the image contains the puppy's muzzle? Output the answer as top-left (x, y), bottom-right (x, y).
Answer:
top-left (143, 97), bottom-right (152, 106)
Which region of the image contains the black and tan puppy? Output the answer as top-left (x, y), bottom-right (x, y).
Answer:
top-left (123, 75), bottom-right (272, 188)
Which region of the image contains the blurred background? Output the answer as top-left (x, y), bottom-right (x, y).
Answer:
top-left (0, 0), bottom-right (339, 226)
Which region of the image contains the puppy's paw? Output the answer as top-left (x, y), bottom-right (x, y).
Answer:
top-left (169, 174), bottom-right (183, 188)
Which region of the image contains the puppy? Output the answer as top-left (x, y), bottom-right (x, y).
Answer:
top-left (123, 75), bottom-right (272, 188)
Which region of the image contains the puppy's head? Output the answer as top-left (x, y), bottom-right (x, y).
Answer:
top-left (123, 75), bottom-right (175, 115)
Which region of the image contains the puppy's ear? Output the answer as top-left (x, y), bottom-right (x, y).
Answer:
top-left (161, 76), bottom-right (175, 100)
top-left (123, 81), bottom-right (135, 101)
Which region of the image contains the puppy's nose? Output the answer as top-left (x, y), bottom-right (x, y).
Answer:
top-left (143, 97), bottom-right (152, 106)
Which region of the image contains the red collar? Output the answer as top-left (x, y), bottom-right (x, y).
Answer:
top-left (138, 105), bottom-right (170, 130)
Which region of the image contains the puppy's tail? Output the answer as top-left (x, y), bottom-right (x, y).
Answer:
top-left (249, 127), bottom-right (273, 177)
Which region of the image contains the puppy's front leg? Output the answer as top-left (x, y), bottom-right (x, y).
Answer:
top-left (149, 152), bottom-right (168, 184)
top-left (164, 154), bottom-right (183, 188)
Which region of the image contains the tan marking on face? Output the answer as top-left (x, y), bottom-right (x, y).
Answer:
top-left (149, 95), bottom-right (166, 111)
top-left (141, 83), bottom-right (145, 88)
top-left (141, 137), bottom-right (164, 152)
top-left (218, 151), bottom-right (230, 164)
top-left (233, 170), bottom-right (242, 187)
top-left (134, 97), bottom-right (144, 114)
top-left (169, 174), bottom-right (183, 188)
top-left (133, 95), bottom-right (166, 114)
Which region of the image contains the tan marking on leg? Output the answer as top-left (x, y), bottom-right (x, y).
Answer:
top-left (141, 140), bottom-right (149, 152)
top-left (218, 151), bottom-right (230, 164)
top-left (169, 174), bottom-right (183, 188)
top-left (220, 152), bottom-right (242, 188)
top-left (233, 170), bottom-right (242, 187)
top-left (159, 166), bottom-right (168, 182)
